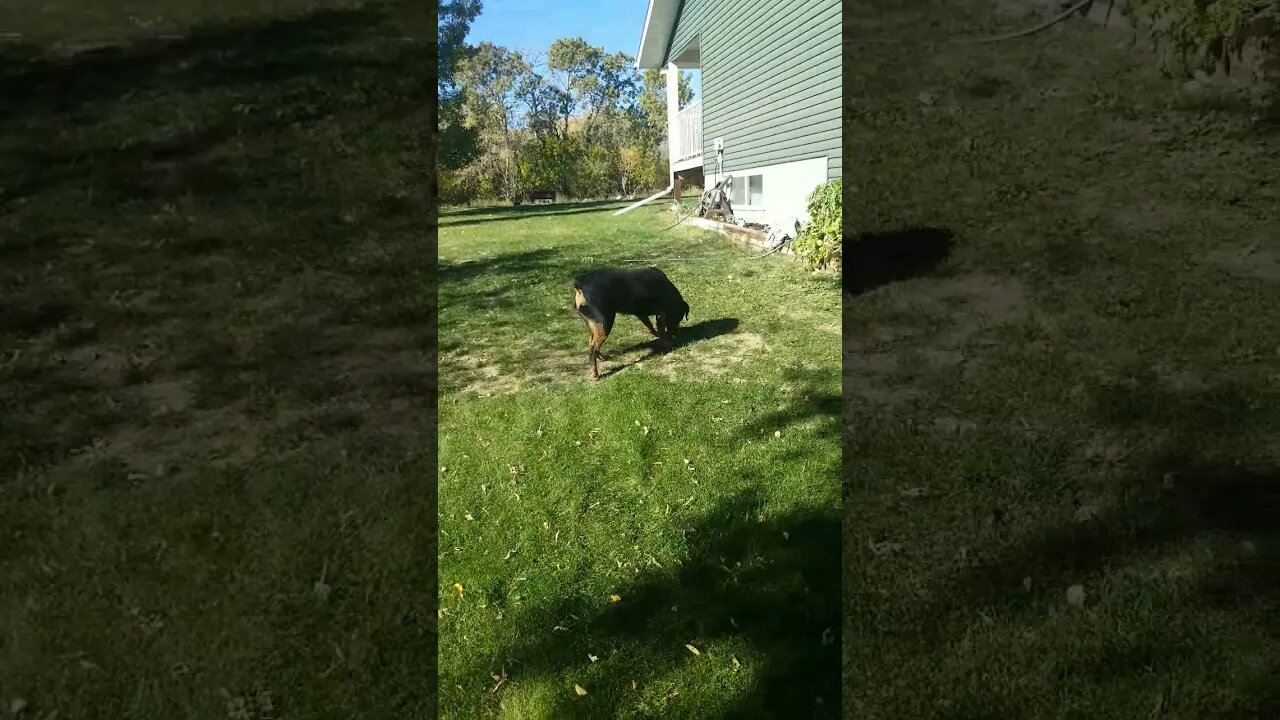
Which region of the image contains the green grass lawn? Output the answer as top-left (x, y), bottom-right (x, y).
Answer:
top-left (437, 203), bottom-right (842, 717)
top-left (0, 1), bottom-right (434, 717)
top-left (845, 1), bottom-right (1280, 717)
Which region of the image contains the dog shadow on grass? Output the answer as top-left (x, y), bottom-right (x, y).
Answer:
top-left (843, 226), bottom-right (955, 297)
top-left (451, 489), bottom-right (841, 718)
top-left (598, 318), bottom-right (741, 379)
top-left (670, 317), bottom-right (741, 348)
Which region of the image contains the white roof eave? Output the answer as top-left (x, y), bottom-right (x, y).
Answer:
top-left (635, 0), bottom-right (678, 69)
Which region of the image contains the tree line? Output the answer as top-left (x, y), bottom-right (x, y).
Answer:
top-left (437, 2), bottom-right (691, 206)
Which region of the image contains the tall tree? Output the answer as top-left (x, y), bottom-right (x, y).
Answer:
top-left (456, 43), bottom-right (532, 201)
top-left (517, 67), bottom-right (564, 142)
top-left (444, 34), bottom-right (677, 205)
top-left (547, 39), bottom-right (640, 130)
top-left (438, 0), bottom-right (483, 101)
top-left (544, 38), bottom-right (644, 195)
top-left (438, 0), bottom-right (483, 171)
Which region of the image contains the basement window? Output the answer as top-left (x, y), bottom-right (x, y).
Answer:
top-left (748, 174), bottom-right (763, 206)
top-left (731, 174), bottom-right (764, 207)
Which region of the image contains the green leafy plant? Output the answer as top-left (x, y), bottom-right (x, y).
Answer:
top-left (1125, 0), bottom-right (1280, 79)
top-left (792, 179), bottom-right (842, 269)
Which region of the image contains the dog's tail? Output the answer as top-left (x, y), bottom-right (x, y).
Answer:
top-left (571, 283), bottom-right (596, 318)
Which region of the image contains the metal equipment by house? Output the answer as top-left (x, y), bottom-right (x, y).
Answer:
top-left (698, 174), bottom-right (735, 224)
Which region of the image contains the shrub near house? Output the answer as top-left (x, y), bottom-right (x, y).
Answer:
top-left (793, 179), bottom-right (842, 269)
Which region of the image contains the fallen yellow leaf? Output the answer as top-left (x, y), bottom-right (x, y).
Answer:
top-left (685, 644), bottom-right (701, 656)
top-left (608, 594), bottom-right (621, 603)
top-left (453, 583), bottom-right (464, 599)
top-left (573, 684), bottom-right (588, 696)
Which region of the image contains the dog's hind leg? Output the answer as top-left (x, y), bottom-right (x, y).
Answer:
top-left (574, 288), bottom-right (610, 365)
top-left (587, 312), bottom-right (616, 379)
top-left (582, 314), bottom-right (611, 361)
top-left (586, 321), bottom-right (610, 379)
top-left (577, 306), bottom-right (614, 379)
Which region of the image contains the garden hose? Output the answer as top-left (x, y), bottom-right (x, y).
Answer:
top-left (846, 0), bottom-right (1101, 46)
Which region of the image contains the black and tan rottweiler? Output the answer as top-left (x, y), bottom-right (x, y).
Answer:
top-left (571, 267), bottom-right (690, 380)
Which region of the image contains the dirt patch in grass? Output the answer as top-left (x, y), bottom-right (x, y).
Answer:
top-left (78, 404), bottom-right (278, 475)
top-left (914, 273), bottom-right (1031, 343)
top-left (133, 376), bottom-right (196, 416)
top-left (11, 320), bottom-right (436, 474)
top-left (455, 355), bottom-right (526, 396)
top-left (58, 344), bottom-right (147, 387)
top-left (445, 330), bottom-right (776, 395)
top-left (326, 327), bottom-right (430, 392)
top-left (1201, 244), bottom-right (1280, 282)
top-left (650, 331), bottom-right (769, 380)
top-left (845, 273), bottom-right (1035, 406)
top-left (1152, 364), bottom-right (1210, 394)
top-left (447, 348), bottom-right (587, 397)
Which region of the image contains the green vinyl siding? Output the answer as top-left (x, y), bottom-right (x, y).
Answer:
top-left (665, 0), bottom-right (841, 182)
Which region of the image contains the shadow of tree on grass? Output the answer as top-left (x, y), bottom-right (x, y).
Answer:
top-left (868, 372), bottom-right (1280, 717)
top-left (0, 4), bottom-right (394, 118)
top-left (449, 490), bottom-right (841, 718)
top-left (0, 1), bottom-right (428, 209)
top-left (438, 248), bottom-right (563, 289)
top-left (737, 364), bottom-right (841, 441)
top-left (439, 200), bottom-right (632, 228)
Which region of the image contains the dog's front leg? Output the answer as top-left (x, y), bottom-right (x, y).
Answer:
top-left (637, 315), bottom-right (660, 338)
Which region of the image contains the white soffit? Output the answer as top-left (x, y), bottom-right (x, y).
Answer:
top-left (636, 0), bottom-right (678, 69)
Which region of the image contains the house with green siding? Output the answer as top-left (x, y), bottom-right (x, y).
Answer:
top-left (636, 0), bottom-right (840, 223)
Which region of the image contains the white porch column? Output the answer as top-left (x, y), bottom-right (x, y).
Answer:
top-left (665, 61), bottom-right (679, 190)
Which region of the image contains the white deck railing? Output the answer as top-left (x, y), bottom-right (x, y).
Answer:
top-left (673, 100), bottom-right (703, 163)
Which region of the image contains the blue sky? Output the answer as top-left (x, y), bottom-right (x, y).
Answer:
top-left (468, 0), bottom-right (648, 59)
top-left (466, 0), bottom-right (700, 99)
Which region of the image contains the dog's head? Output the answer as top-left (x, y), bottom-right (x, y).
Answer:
top-left (665, 300), bottom-right (690, 340)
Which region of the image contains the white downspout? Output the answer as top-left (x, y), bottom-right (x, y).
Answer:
top-left (613, 185), bottom-right (674, 216)
top-left (665, 60), bottom-right (680, 190)
top-left (614, 60), bottom-right (681, 217)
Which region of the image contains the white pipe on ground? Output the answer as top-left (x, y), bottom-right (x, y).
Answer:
top-left (612, 185), bottom-right (674, 216)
